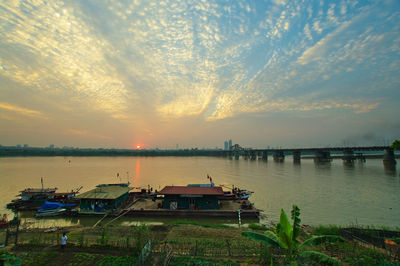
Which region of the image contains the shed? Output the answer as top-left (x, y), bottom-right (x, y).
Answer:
top-left (76, 184), bottom-right (131, 212)
top-left (158, 186), bottom-right (224, 210)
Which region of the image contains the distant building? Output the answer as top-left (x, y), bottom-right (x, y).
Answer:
top-left (228, 139), bottom-right (232, 150)
top-left (224, 141), bottom-right (228, 150)
top-left (49, 144), bottom-right (54, 149)
top-left (23, 144), bottom-right (28, 148)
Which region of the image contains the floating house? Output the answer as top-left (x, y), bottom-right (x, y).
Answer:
top-left (158, 186), bottom-right (225, 210)
top-left (76, 184), bottom-right (131, 212)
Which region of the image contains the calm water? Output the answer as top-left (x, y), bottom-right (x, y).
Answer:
top-left (0, 156), bottom-right (399, 228)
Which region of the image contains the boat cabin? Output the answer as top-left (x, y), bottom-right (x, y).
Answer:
top-left (76, 184), bottom-right (130, 212)
top-left (158, 186), bottom-right (224, 210)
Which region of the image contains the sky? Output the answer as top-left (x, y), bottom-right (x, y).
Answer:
top-left (0, 0), bottom-right (399, 149)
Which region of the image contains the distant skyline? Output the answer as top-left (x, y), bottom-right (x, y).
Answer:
top-left (1, 0), bottom-right (399, 149)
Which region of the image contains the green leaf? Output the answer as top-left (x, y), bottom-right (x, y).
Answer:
top-left (291, 205), bottom-right (301, 242)
top-left (391, 140), bottom-right (400, 150)
top-left (299, 235), bottom-right (344, 249)
top-left (299, 250), bottom-right (342, 266)
top-left (278, 208), bottom-right (293, 249)
top-left (241, 231), bottom-right (281, 249)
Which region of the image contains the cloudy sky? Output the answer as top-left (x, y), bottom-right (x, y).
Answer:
top-left (0, 0), bottom-right (399, 149)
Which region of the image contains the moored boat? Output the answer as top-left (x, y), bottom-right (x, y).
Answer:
top-left (34, 201), bottom-right (76, 217)
top-left (7, 184), bottom-right (82, 211)
top-left (34, 208), bottom-right (67, 217)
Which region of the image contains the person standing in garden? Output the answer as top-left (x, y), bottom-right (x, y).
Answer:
top-left (61, 232), bottom-right (68, 250)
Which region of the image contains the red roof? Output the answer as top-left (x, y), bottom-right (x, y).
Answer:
top-left (158, 186), bottom-right (224, 195)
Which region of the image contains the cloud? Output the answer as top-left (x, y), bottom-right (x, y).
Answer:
top-left (0, 102), bottom-right (45, 118)
top-left (65, 128), bottom-right (111, 140)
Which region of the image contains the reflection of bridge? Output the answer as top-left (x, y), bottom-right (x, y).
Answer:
top-left (223, 146), bottom-right (397, 167)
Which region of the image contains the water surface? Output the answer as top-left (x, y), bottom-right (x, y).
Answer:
top-left (0, 156), bottom-right (399, 227)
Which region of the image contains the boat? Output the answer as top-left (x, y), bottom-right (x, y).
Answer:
top-left (34, 208), bottom-right (67, 217)
top-left (6, 181), bottom-right (82, 211)
top-left (34, 201), bottom-right (76, 217)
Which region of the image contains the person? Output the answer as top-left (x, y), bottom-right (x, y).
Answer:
top-left (61, 232), bottom-right (68, 250)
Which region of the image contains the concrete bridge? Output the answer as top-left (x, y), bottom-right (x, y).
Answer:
top-left (224, 146), bottom-right (397, 167)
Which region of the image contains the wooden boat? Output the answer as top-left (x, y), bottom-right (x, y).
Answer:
top-left (7, 183), bottom-right (82, 211)
top-left (34, 208), bottom-right (67, 217)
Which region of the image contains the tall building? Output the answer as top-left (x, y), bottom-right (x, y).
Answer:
top-left (224, 141), bottom-right (228, 150)
top-left (228, 139), bottom-right (232, 150)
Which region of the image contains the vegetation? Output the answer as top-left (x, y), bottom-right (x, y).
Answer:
top-left (391, 140), bottom-right (400, 150)
top-left (132, 224), bottom-right (150, 256)
top-left (242, 205), bottom-right (344, 265)
top-left (171, 220), bottom-right (230, 228)
top-left (248, 223), bottom-right (269, 231)
top-left (313, 225), bottom-right (341, 235)
top-left (3, 219), bottom-right (399, 265)
top-left (0, 146), bottom-right (228, 157)
top-left (169, 256), bottom-right (239, 265)
top-left (0, 250), bottom-right (22, 266)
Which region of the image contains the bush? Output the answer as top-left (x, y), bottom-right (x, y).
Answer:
top-left (313, 225), bottom-right (341, 235)
top-left (248, 223), bottom-right (269, 231)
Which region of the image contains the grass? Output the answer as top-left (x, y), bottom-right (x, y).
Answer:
top-left (170, 256), bottom-right (239, 266)
top-left (313, 225), bottom-right (341, 235)
top-left (171, 220), bottom-right (231, 229)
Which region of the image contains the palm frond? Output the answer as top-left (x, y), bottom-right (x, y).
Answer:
top-left (241, 231), bottom-right (281, 249)
top-left (299, 235), bottom-right (344, 249)
top-left (299, 250), bottom-right (342, 266)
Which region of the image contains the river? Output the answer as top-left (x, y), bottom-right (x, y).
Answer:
top-left (0, 156), bottom-right (399, 228)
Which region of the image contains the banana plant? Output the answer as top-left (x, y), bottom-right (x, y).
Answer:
top-left (242, 205), bottom-right (344, 265)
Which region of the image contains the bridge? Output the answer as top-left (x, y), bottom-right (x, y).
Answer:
top-left (223, 145), bottom-right (397, 167)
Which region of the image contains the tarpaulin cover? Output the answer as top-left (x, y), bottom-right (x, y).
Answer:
top-left (39, 201), bottom-right (75, 210)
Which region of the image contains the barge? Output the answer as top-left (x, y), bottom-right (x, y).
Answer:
top-left (73, 182), bottom-right (259, 219)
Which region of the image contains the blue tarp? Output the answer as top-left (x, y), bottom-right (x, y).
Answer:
top-left (39, 201), bottom-right (75, 210)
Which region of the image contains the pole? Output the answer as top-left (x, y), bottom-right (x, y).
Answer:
top-left (238, 209), bottom-right (241, 227)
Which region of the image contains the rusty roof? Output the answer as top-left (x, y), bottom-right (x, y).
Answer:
top-left (158, 186), bottom-right (224, 195)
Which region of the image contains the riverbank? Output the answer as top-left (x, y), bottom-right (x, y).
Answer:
top-left (1, 222), bottom-right (399, 265)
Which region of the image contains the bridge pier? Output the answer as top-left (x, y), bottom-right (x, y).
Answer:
top-left (250, 151), bottom-right (257, 160)
top-left (355, 152), bottom-right (366, 163)
top-left (314, 150), bottom-right (331, 164)
top-left (243, 151), bottom-right (249, 160)
top-left (342, 150), bottom-right (355, 165)
top-left (228, 151), bottom-right (233, 160)
top-left (383, 148), bottom-right (396, 168)
top-left (273, 150), bottom-right (285, 162)
top-left (292, 151), bottom-right (301, 164)
top-left (262, 151), bottom-right (268, 161)
top-left (234, 151), bottom-right (240, 160)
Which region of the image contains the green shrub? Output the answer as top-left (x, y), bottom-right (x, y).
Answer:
top-left (248, 223), bottom-right (269, 231)
top-left (97, 255), bottom-right (136, 266)
top-left (313, 225), bottom-right (341, 235)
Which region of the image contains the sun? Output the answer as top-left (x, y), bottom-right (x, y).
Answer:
top-left (136, 145), bottom-right (141, 149)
